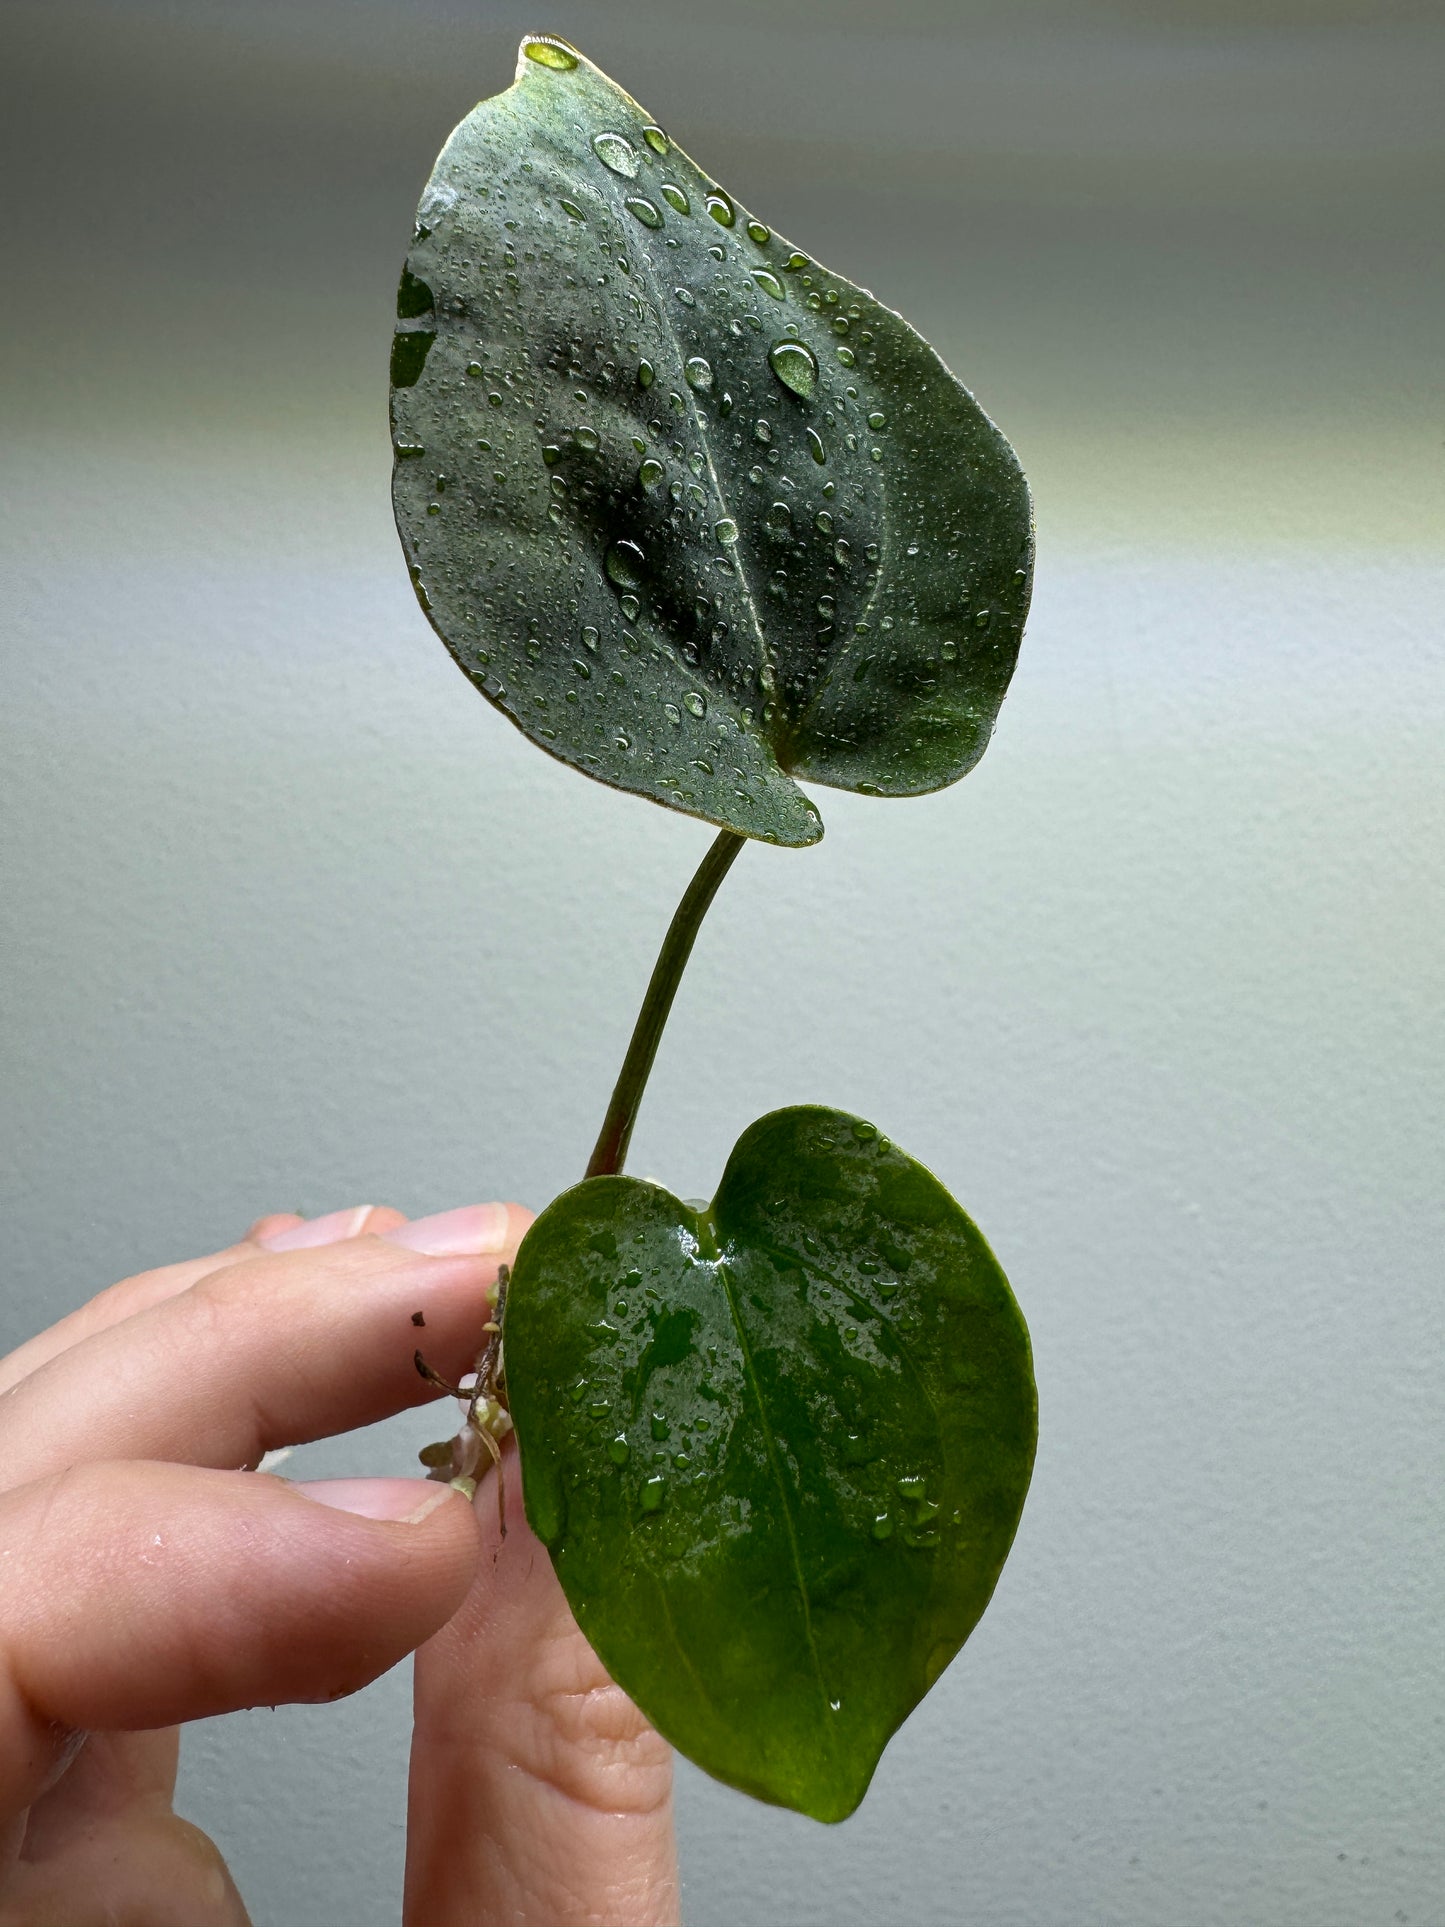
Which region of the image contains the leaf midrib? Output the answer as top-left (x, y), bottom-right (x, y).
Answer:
top-left (713, 1253), bottom-right (836, 1747)
top-left (607, 144), bottom-right (778, 746)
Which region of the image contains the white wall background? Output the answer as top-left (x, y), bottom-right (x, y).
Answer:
top-left (2, 3), bottom-right (1442, 1922)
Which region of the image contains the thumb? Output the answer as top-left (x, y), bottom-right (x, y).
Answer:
top-left (0, 1462), bottom-right (481, 1816)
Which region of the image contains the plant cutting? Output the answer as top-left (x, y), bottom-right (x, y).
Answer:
top-left (393, 33), bottom-right (1037, 1825)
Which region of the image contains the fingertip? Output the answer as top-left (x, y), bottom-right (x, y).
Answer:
top-left (256, 1205), bottom-right (401, 1252)
top-left (382, 1201), bottom-right (529, 1258)
top-left (503, 1200), bottom-right (536, 1246)
top-left (245, 1212), bottom-right (305, 1243)
top-left (290, 1477), bottom-right (471, 1526)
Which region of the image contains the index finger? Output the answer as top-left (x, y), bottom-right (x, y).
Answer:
top-left (0, 1206), bottom-right (408, 1399)
top-left (0, 1206), bottom-right (532, 1492)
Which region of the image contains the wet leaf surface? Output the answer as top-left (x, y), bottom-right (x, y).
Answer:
top-left (505, 1105), bottom-right (1037, 1820)
top-left (392, 35), bottom-right (1033, 846)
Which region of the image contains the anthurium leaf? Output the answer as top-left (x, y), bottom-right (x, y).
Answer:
top-left (504, 1105), bottom-right (1036, 1821)
top-left (392, 35), bottom-right (1033, 848)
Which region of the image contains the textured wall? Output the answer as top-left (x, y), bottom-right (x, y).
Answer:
top-left (2, 3), bottom-right (1442, 1922)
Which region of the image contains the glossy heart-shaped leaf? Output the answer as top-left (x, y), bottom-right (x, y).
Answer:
top-left (504, 1106), bottom-right (1036, 1821)
top-left (392, 36), bottom-right (1034, 847)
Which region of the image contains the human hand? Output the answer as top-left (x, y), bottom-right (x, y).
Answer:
top-left (0, 1203), bottom-right (680, 1926)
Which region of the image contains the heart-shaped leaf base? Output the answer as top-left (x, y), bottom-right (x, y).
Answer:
top-left (505, 1106), bottom-right (1036, 1821)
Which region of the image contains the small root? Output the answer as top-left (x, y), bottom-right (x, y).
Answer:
top-left (416, 1264), bottom-right (513, 1534)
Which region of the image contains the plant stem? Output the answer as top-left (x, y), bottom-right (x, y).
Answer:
top-left (586, 828), bottom-right (746, 1179)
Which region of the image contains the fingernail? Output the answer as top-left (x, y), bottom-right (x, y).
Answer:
top-left (382, 1203), bottom-right (510, 1257)
top-left (257, 1206), bottom-right (377, 1252)
top-left (292, 1478), bottom-right (457, 1524)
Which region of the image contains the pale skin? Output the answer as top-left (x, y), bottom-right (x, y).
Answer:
top-left (0, 1201), bottom-right (680, 1927)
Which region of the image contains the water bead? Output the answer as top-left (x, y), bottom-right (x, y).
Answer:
top-left (523, 35), bottom-right (579, 70)
top-left (768, 338), bottom-right (819, 400)
top-left (625, 196), bottom-right (664, 229)
top-left (593, 131), bottom-right (640, 178)
top-left (605, 539), bottom-right (646, 589)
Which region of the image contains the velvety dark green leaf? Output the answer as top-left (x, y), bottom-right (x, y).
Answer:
top-left (392, 35), bottom-right (1033, 848)
top-left (505, 1105), bottom-right (1037, 1821)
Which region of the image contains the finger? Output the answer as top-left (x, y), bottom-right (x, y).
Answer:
top-left (9, 1730), bottom-right (246, 1927)
top-left (251, 1204), bottom-right (409, 1252)
top-left (244, 1212), bottom-right (305, 1242)
top-left (0, 1206), bottom-right (410, 1400)
top-left (0, 1460), bottom-right (481, 1817)
top-left (8, 1805), bottom-right (252, 1926)
top-left (0, 1205), bottom-right (532, 1490)
top-left (22, 1730), bottom-right (180, 1859)
top-left (405, 1450), bottom-right (679, 1927)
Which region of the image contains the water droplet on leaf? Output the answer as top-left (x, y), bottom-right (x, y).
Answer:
top-left (768, 339), bottom-right (819, 399)
top-left (626, 196), bottom-right (664, 229)
top-left (523, 35), bottom-right (579, 70)
top-left (685, 356), bottom-right (715, 391)
top-left (593, 131), bottom-right (640, 178)
top-left (605, 539), bottom-right (646, 589)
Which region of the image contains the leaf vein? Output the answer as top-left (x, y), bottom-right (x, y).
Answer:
top-left (714, 1255), bottom-right (835, 1742)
